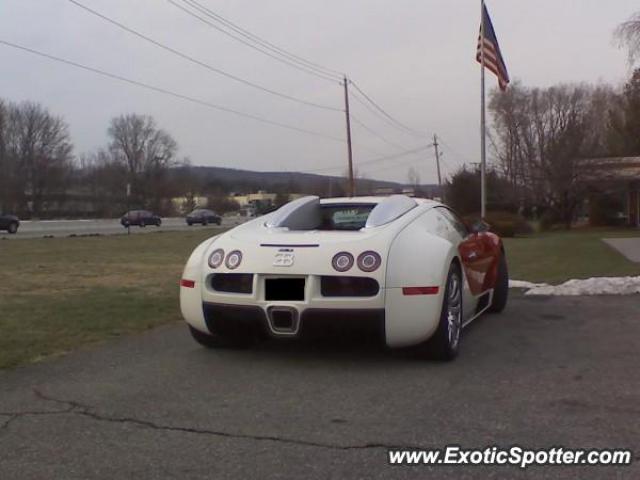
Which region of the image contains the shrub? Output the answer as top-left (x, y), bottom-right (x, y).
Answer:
top-left (445, 168), bottom-right (517, 215)
top-left (539, 209), bottom-right (563, 231)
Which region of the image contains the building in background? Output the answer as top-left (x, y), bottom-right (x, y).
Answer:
top-left (230, 191), bottom-right (277, 208)
top-left (577, 157), bottom-right (640, 227)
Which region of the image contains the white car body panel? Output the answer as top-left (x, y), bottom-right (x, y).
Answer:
top-left (180, 196), bottom-right (493, 348)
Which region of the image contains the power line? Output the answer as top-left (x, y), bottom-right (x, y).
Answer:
top-left (304, 144), bottom-right (432, 174)
top-left (349, 88), bottom-right (427, 142)
top-left (366, 152), bottom-right (436, 174)
top-left (350, 80), bottom-right (425, 137)
top-left (180, 0), bottom-right (343, 79)
top-left (168, 0), bottom-right (433, 149)
top-left (354, 144), bottom-right (433, 168)
top-left (167, 0), bottom-right (342, 84)
top-left (350, 113), bottom-right (418, 151)
top-left (67, 0), bottom-right (341, 113)
top-left (436, 136), bottom-right (467, 171)
top-left (350, 80), bottom-right (428, 139)
top-left (439, 154), bottom-right (455, 176)
top-left (0, 39), bottom-right (345, 143)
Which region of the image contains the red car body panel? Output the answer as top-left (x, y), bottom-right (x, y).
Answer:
top-left (458, 231), bottom-right (503, 296)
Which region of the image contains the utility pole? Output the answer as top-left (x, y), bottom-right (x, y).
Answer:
top-left (343, 76), bottom-right (355, 197)
top-left (433, 134), bottom-right (442, 187)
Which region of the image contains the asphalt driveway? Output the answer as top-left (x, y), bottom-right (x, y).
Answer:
top-left (0, 294), bottom-right (638, 479)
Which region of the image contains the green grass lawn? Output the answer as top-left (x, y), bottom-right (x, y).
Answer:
top-left (0, 230), bottom-right (216, 369)
top-left (503, 228), bottom-right (640, 284)
top-left (0, 227), bottom-right (638, 369)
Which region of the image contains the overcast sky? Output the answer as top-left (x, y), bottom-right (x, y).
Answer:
top-left (0, 0), bottom-right (637, 184)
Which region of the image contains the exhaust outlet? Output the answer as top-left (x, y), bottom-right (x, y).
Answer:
top-left (267, 306), bottom-right (300, 336)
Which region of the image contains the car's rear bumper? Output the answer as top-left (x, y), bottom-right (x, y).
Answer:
top-left (180, 272), bottom-right (443, 349)
top-left (202, 302), bottom-right (385, 342)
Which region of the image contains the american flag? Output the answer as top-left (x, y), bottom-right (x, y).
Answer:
top-left (476, 4), bottom-right (510, 91)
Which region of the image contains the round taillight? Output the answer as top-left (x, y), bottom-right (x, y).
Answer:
top-left (208, 249), bottom-right (225, 269)
top-left (225, 250), bottom-right (243, 269)
top-left (357, 251), bottom-right (381, 272)
top-left (332, 252), bottom-right (354, 272)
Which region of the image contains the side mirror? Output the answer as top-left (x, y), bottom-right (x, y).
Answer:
top-left (470, 220), bottom-right (490, 234)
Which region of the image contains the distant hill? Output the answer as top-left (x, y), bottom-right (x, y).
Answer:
top-left (178, 165), bottom-right (441, 197)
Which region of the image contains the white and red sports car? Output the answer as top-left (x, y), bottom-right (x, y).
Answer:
top-left (180, 195), bottom-right (508, 359)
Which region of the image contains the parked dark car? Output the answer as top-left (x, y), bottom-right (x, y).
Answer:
top-left (186, 209), bottom-right (222, 226)
top-left (0, 214), bottom-right (20, 234)
top-left (121, 210), bottom-right (162, 228)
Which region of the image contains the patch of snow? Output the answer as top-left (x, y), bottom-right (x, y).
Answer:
top-left (510, 277), bottom-right (640, 296)
top-left (509, 280), bottom-right (550, 290)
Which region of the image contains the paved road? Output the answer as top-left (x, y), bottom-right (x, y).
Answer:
top-left (0, 294), bottom-right (638, 479)
top-left (0, 216), bottom-right (246, 240)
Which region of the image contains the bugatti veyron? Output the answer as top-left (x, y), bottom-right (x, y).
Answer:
top-left (180, 195), bottom-right (508, 359)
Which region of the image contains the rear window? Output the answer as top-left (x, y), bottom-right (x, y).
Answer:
top-left (318, 204), bottom-right (376, 231)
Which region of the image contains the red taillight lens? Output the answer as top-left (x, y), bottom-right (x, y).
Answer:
top-left (225, 250), bottom-right (243, 269)
top-left (180, 279), bottom-right (196, 288)
top-left (332, 252), bottom-right (354, 272)
top-left (208, 249), bottom-right (225, 269)
top-left (357, 251), bottom-right (381, 272)
top-left (402, 286), bottom-right (439, 295)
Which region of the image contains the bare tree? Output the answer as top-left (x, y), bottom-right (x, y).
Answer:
top-left (4, 102), bottom-right (73, 216)
top-left (107, 114), bottom-right (177, 212)
top-left (0, 100), bottom-right (8, 212)
top-left (615, 11), bottom-right (640, 65)
top-left (77, 149), bottom-right (128, 217)
top-left (606, 69), bottom-right (640, 155)
top-left (489, 83), bottom-right (599, 225)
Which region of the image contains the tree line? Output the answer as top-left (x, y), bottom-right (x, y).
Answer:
top-left (0, 99), bottom-right (417, 219)
top-left (446, 12), bottom-right (640, 227)
top-left (0, 100), bottom-right (186, 217)
top-left (0, 102), bottom-right (303, 218)
top-left (447, 74), bottom-right (640, 227)
top-left (488, 69), bottom-right (639, 226)
top-left (0, 100), bottom-right (73, 217)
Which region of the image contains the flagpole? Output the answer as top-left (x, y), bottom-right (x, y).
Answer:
top-left (480, 0), bottom-right (487, 220)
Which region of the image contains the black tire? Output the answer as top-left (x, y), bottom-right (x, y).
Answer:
top-left (139, 220), bottom-right (146, 228)
top-left (187, 221), bottom-right (193, 226)
top-left (488, 252), bottom-right (509, 313)
top-left (421, 262), bottom-right (463, 361)
top-left (188, 325), bottom-right (252, 349)
top-left (202, 219), bottom-right (208, 226)
top-left (156, 219), bottom-right (162, 227)
top-left (216, 219), bottom-right (221, 226)
top-left (7, 222), bottom-right (18, 234)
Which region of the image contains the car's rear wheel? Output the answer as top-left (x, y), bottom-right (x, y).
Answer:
top-left (188, 325), bottom-right (252, 349)
top-left (488, 252), bottom-right (508, 313)
top-left (156, 219), bottom-right (162, 227)
top-left (139, 220), bottom-right (146, 228)
top-left (421, 262), bottom-right (462, 361)
top-left (202, 219), bottom-right (208, 226)
top-left (7, 222), bottom-right (18, 234)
